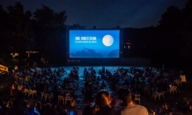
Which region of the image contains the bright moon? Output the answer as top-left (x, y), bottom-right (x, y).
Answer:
top-left (102, 35), bottom-right (114, 46)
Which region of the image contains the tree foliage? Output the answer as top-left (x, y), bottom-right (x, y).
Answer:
top-left (158, 6), bottom-right (183, 29)
top-left (156, 0), bottom-right (192, 66)
top-left (0, 2), bottom-right (68, 64)
top-left (33, 5), bottom-right (67, 63)
top-left (0, 1), bottom-right (192, 66)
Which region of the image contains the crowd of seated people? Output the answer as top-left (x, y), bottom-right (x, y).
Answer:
top-left (0, 65), bottom-right (191, 115)
top-left (82, 66), bottom-right (108, 104)
top-left (150, 101), bottom-right (192, 115)
top-left (97, 66), bottom-right (191, 114)
top-left (82, 85), bottom-right (192, 115)
top-left (0, 66), bottom-right (80, 115)
top-left (103, 67), bottom-right (184, 99)
top-left (0, 92), bottom-right (70, 115)
top-left (82, 89), bottom-right (149, 115)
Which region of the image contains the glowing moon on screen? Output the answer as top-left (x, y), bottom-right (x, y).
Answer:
top-left (102, 35), bottom-right (114, 46)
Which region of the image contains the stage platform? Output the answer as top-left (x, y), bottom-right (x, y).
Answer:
top-left (66, 57), bottom-right (151, 66)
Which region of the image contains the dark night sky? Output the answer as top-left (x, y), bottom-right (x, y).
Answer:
top-left (0, 0), bottom-right (189, 28)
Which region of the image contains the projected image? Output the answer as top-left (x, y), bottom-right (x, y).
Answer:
top-left (69, 30), bottom-right (120, 58)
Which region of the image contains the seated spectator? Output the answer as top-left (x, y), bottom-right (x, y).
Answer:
top-left (135, 91), bottom-right (140, 97)
top-left (158, 103), bottom-right (172, 114)
top-left (95, 91), bottom-right (114, 115)
top-left (0, 105), bottom-right (7, 115)
top-left (82, 103), bottom-right (96, 115)
top-left (173, 101), bottom-right (192, 115)
top-left (17, 83), bottom-right (23, 92)
top-left (0, 98), bottom-right (7, 115)
top-left (11, 92), bottom-right (27, 115)
top-left (46, 109), bottom-right (59, 115)
top-left (59, 107), bottom-right (68, 115)
top-left (187, 103), bottom-right (192, 114)
top-left (10, 83), bottom-right (15, 98)
top-left (183, 101), bottom-right (191, 112)
top-left (82, 91), bottom-right (114, 115)
top-left (110, 96), bottom-right (116, 108)
top-left (0, 98), bottom-right (5, 109)
top-left (25, 103), bottom-right (41, 115)
top-left (45, 103), bottom-right (60, 115)
top-left (134, 91), bottom-right (140, 104)
top-left (71, 99), bottom-right (76, 107)
top-left (35, 101), bottom-right (42, 114)
top-left (115, 89), bottom-right (148, 115)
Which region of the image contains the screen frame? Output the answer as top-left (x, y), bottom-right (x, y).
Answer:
top-left (68, 29), bottom-right (121, 59)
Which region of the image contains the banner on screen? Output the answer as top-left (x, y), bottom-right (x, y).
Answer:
top-left (69, 30), bottom-right (120, 58)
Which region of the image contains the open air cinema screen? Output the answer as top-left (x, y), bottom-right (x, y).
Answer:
top-left (69, 30), bottom-right (120, 58)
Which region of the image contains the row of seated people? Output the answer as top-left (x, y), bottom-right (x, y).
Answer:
top-left (12, 81), bottom-right (76, 106)
top-left (82, 89), bottom-right (149, 115)
top-left (0, 92), bottom-right (75, 115)
top-left (151, 101), bottom-right (192, 115)
top-left (82, 67), bottom-right (108, 103)
top-left (83, 66), bottom-right (143, 105)
top-left (103, 67), bottom-right (184, 102)
top-left (10, 66), bottom-right (79, 107)
top-left (84, 66), bottom-right (140, 106)
top-left (83, 83), bottom-right (192, 115)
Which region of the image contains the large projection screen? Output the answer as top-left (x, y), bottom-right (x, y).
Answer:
top-left (69, 30), bottom-right (120, 58)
